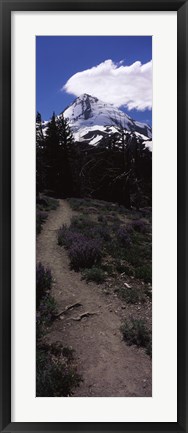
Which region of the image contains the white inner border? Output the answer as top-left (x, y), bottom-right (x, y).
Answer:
top-left (11, 11), bottom-right (177, 423)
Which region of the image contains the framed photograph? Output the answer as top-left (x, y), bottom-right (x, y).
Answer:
top-left (0, 0), bottom-right (187, 432)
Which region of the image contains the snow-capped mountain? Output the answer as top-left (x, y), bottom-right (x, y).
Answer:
top-left (62, 93), bottom-right (152, 146)
top-left (41, 93), bottom-right (152, 150)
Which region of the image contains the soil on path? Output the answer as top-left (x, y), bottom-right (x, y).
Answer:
top-left (37, 199), bottom-right (152, 397)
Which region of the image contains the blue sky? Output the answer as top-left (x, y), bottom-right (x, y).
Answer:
top-left (36, 36), bottom-right (152, 126)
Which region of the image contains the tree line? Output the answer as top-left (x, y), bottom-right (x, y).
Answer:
top-left (36, 112), bottom-right (152, 208)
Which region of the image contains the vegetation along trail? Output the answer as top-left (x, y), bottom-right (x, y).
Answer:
top-left (36, 199), bottom-right (151, 397)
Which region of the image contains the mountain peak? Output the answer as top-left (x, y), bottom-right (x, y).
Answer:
top-left (62, 94), bottom-right (152, 146)
top-left (76, 93), bottom-right (99, 103)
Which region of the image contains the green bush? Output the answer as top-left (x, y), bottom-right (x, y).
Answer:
top-left (36, 264), bottom-right (56, 339)
top-left (135, 264), bottom-right (152, 283)
top-left (82, 267), bottom-right (106, 284)
top-left (101, 263), bottom-right (114, 276)
top-left (116, 286), bottom-right (145, 304)
top-left (115, 261), bottom-right (134, 276)
top-left (121, 318), bottom-right (151, 355)
top-left (36, 196), bottom-right (59, 234)
top-left (123, 246), bottom-right (143, 266)
top-left (42, 342), bottom-right (75, 360)
top-left (36, 293), bottom-right (57, 340)
top-left (67, 197), bottom-right (92, 210)
top-left (36, 348), bottom-right (81, 397)
top-left (70, 215), bottom-right (93, 232)
top-left (57, 224), bottom-right (71, 247)
top-left (36, 263), bottom-right (52, 307)
top-left (37, 195), bottom-right (59, 211)
top-left (43, 293), bottom-right (57, 316)
top-left (106, 240), bottom-right (124, 259)
top-left (62, 346), bottom-right (75, 361)
top-left (36, 211), bottom-right (48, 235)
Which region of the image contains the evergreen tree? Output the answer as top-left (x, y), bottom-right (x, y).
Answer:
top-left (75, 131), bottom-right (152, 208)
top-left (36, 112), bottom-right (45, 194)
top-left (42, 113), bottom-right (75, 197)
top-left (36, 109), bottom-right (151, 207)
top-left (56, 115), bottom-right (74, 196)
top-left (57, 116), bottom-right (74, 151)
top-left (44, 112), bottom-right (60, 194)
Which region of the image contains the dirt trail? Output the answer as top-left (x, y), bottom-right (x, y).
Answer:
top-left (37, 199), bottom-right (152, 397)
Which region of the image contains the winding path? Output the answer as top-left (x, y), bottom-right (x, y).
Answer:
top-left (37, 199), bottom-right (152, 397)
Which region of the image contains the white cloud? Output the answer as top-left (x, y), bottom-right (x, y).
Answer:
top-left (63, 59), bottom-right (152, 111)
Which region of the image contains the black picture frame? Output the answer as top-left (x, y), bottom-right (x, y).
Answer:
top-left (0, 0), bottom-right (187, 432)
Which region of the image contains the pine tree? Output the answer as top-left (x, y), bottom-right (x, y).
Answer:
top-left (36, 112), bottom-right (45, 194)
top-left (43, 113), bottom-right (75, 197)
top-left (56, 115), bottom-right (75, 196)
top-left (57, 116), bottom-right (74, 151)
top-left (43, 112), bottom-right (60, 194)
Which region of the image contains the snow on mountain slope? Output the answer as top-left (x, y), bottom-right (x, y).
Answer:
top-left (73, 124), bottom-right (138, 145)
top-left (63, 94), bottom-right (152, 140)
top-left (40, 94), bottom-right (152, 151)
top-left (143, 140), bottom-right (152, 152)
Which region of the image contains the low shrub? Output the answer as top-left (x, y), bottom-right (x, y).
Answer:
top-left (36, 196), bottom-right (59, 234)
top-left (69, 238), bottom-right (102, 271)
top-left (117, 226), bottom-right (131, 247)
top-left (44, 342), bottom-right (75, 360)
top-left (123, 246), bottom-right (144, 266)
top-left (115, 261), bottom-right (134, 276)
top-left (58, 219), bottom-right (108, 271)
top-left (121, 318), bottom-right (151, 354)
top-left (58, 225), bottom-right (87, 248)
top-left (131, 220), bottom-right (147, 234)
top-left (82, 267), bottom-right (106, 284)
top-left (36, 196), bottom-right (49, 207)
top-left (57, 224), bottom-right (69, 247)
top-left (116, 286), bottom-right (145, 304)
top-left (135, 264), bottom-right (152, 283)
top-left (106, 240), bottom-right (123, 260)
top-left (101, 263), bottom-right (114, 276)
top-left (36, 348), bottom-right (81, 397)
top-left (36, 263), bottom-right (52, 307)
top-left (58, 219), bottom-right (110, 249)
top-left (37, 195), bottom-right (59, 211)
top-left (70, 215), bottom-right (93, 232)
top-left (62, 346), bottom-right (75, 361)
top-left (46, 197), bottom-right (59, 210)
top-left (41, 293), bottom-right (57, 318)
top-left (89, 225), bottom-right (111, 242)
top-left (67, 197), bottom-right (92, 211)
top-left (36, 211), bottom-right (48, 234)
top-left (67, 198), bottom-right (83, 210)
top-left (36, 293), bottom-right (57, 339)
top-left (36, 261), bottom-right (81, 397)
